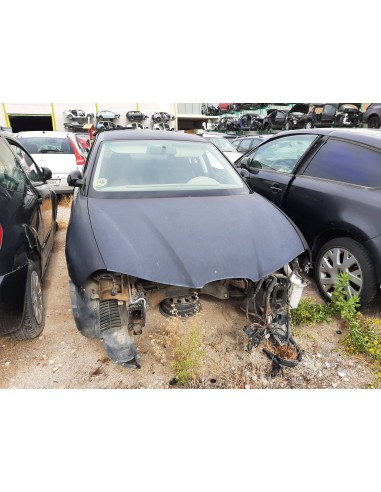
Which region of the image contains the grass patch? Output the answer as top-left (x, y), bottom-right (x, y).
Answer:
top-left (58, 195), bottom-right (73, 208)
top-left (292, 273), bottom-right (381, 386)
top-left (172, 326), bottom-right (205, 386)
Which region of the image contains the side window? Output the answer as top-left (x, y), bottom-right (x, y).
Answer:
top-left (303, 139), bottom-right (381, 187)
top-left (324, 104), bottom-right (337, 116)
top-left (248, 134), bottom-right (317, 173)
top-left (8, 142), bottom-right (43, 184)
top-left (239, 139), bottom-right (252, 152)
top-left (0, 138), bottom-right (28, 192)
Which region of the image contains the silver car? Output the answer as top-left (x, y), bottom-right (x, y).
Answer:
top-left (96, 110), bottom-right (120, 120)
top-left (16, 131), bottom-right (88, 194)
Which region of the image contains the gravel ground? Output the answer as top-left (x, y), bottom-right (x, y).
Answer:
top-left (0, 202), bottom-right (380, 389)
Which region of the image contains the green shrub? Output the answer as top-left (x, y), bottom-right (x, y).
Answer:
top-left (172, 327), bottom-right (205, 386)
top-left (292, 273), bottom-right (381, 384)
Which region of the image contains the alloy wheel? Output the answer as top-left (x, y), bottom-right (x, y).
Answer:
top-left (31, 270), bottom-right (43, 324)
top-left (318, 247), bottom-right (363, 298)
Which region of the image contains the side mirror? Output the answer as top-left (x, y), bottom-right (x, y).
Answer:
top-left (40, 166), bottom-right (52, 181)
top-left (239, 168), bottom-right (250, 178)
top-left (67, 170), bottom-right (84, 188)
top-left (239, 156), bottom-right (251, 170)
top-left (84, 148), bottom-right (89, 154)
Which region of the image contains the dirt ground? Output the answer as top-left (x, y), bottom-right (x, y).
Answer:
top-left (0, 202), bottom-right (380, 389)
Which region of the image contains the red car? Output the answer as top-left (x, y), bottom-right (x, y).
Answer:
top-left (218, 103), bottom-right (232, 113)
top-left (77, 135), bottom-right (91, 151)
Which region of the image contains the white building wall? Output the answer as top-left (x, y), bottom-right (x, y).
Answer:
top-left (5, 102), bottom-right (52, 114)
top-left (1, 102), bottom-right (177, 131)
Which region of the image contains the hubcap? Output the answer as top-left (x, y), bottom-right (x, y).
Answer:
top-left (319, 247), bottom-right (363, 298)
top-left (31, 271), bottom-right (43, 324)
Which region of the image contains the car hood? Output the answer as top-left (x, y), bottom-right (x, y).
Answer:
top-left (87, 194), bottom-right (306, 289)
top-left (289, 104), bottom-right (309, 114)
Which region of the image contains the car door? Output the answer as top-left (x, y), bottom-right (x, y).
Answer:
top-left (0, 136), bottom-right (42, 271)
top-left (274, 110), bottom-right (287, 129)
top-left (283, 137), bottom-right (381, 248)
top-left (238, 134), bottom-right (319, 207)
top-left (7, 140), bottom-right (54, 256)
top-left (321, 104), bottom-right (338, 126)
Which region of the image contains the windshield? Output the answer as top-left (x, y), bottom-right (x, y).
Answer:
top-left (17, 137), bottom-right (74, 154)
top-left (204, 136), bottom-right (236, 152)
top-left (90, 139), bottom-right (247, 197)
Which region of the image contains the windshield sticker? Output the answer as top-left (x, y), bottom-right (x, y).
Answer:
top-left (95, 178), bottom-right (108, 187)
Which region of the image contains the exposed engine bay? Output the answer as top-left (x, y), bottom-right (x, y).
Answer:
top-left (69, 257), bottom-right (309, 374)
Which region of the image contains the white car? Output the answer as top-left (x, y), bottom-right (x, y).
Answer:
top-left (201, 133), bottom-right (242, 163)
top-left (63, 109), bottom-right (94, 120)
top-left (16, 131), bottom-right (88, 194)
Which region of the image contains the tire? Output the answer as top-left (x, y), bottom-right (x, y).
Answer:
top-left (367, 115), bottom-right (380, 129)
top-left (304, 120), bottom-right (314, 129)
top-left (11, 260), bottom-right (45, 340)
top-left (315, 237), bottom-right (377, 308)
top-left (285, 120), bottom-right (293, 130)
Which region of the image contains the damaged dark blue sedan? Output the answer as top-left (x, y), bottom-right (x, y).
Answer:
top-left (66, 130), bottom-right (309, 368)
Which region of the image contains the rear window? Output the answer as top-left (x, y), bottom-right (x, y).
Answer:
top-left (18, 137), bottom-right (74, 155)
top-left (303, 139), bottom-right (381, 187)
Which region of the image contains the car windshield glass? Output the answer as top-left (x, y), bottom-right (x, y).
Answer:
top-left (204, 137), bottom-right (236, 152)
top-left (90, 139), bottom-right (247, 196)
top-left (18, 137), bottom-right (74, 154)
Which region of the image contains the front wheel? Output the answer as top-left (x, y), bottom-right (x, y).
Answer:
top-left (367, 115), bottom-right (380, 129)
top-left (315, 237), bottom-right (377, 308)
top-left (11, 260), bottom-right (45, 340)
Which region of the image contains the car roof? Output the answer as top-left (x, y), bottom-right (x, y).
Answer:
top-left (233, 135), bottom-right (270, 141)
top-left (16, 131), bottom-right (72, 138)
top-left (277, 128), bottom-right (381, 147)
top-left (98, 129), bottom-right (205, 142)
top-left (202, 133), bottom-right (230, 138)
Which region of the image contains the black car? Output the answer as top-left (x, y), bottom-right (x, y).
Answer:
top-left (126, 111), bottom-right (149, 122)
top-left (235, 128), bottom-right (381, 306)
top-left (231, 135), bottom-right (273, 154)
top-left (65, 130), bottom-right (308, 368)
top-left (361, 103), bottom-right (381, 129)
top-left (230, 103), bottom-right (269, 111)
top-left (295, 103), bottom-right (362, 129)
top-left (0, 132), bottom-right (57, 340)
top-left (237, 113), bottom-right (263, 131)
top-left (262, 109), bottom-right (289, 132)
top-left (64, 121), bottom-right (84, 132)
top-left (215, 116), bottom-right (240, 131)
top-left (285, 104), bottom-right (310, 130)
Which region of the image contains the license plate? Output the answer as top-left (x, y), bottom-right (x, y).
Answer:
top-left (48, 179), bottom-right (61, 186)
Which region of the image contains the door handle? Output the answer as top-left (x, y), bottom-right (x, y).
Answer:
top-left (270, 183), bottom-right (282, 193)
